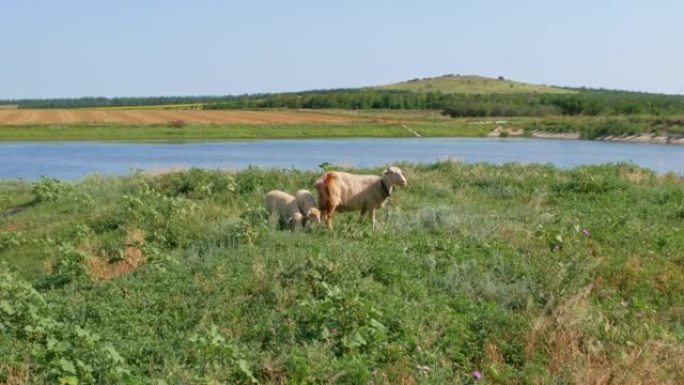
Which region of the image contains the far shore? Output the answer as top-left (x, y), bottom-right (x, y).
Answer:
top-left (0, 117), bottom-right (682, 145)
top-left (488, 125), bottom-right (684, 145)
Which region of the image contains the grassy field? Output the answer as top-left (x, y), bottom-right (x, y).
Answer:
top-left (1, 162), bottom-right (683, 384)
top-left (377, 75), bottom-right (574, 94)
top-left (86, 104), bottom-right (204, 110)
top-left (0, 122), bottom-right (492, 141)
top-left (1, 107), bottom-right (682, 142)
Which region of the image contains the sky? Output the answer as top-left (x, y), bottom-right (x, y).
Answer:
top-left (1, 0), bottom-right (683, 99)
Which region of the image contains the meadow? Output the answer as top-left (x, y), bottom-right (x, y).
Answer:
top-left (0, 105), bottom-right (682, 142)
top-left (1, 162), bottom-right (683, 384)
top-left (0, 122), bottom-right (491, 141)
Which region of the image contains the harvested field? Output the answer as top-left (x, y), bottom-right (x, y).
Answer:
top-left (0, 109), bottom-right (365, 125)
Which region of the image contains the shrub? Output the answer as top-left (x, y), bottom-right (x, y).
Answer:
top-left (0, 231), bottom-right (23, 251)
top-left (150, 168), bottom-right (237, 200)
top-left (32, 177), bottom-right (71, 203)
top-left (556, 165), bottom-right (629, 194)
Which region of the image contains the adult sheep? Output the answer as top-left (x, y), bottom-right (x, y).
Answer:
top-left (314, 166), bottom-right (407, 229)
top-left (264, 190), bottom-right (304, 231)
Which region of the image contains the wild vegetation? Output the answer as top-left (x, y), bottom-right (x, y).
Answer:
top-left (1, 162), bottom-right (683, 384)
top-left (512, 115), bottom-right (684, 140)
top-left (4, 75), bottom-right (684, 118)
top-left (204, 89), bottom-right (684, 117)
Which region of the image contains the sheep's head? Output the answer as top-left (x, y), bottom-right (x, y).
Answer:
top-left (384, 166), bottom-right (408, 187)
top-left (307, 208), bottom-right (322, 223)
top-left (289, 212), bottom-right (304, 229)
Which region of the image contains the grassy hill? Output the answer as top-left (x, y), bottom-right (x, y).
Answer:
top-left (2, 163), bottom-right (683, 383)
top-left (377, 74), bottom-right (575, 94)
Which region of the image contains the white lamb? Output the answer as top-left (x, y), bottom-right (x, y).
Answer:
top-left (264, 190), bottom-right (303, 231)
top-left (314, 166), bottom-right (408, 229)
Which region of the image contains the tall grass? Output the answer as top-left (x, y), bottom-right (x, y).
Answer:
top-left (1, 163), bottom-right (683, 384)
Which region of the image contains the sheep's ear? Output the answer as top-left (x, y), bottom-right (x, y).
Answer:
top-left (383, 168), bottom-right (390, 174)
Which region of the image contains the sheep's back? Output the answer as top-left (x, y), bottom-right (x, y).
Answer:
top-left (295, 189), bottom-right (317, 211)
top-left (333, 174), bottom-right (382, 211)
top-left (265, 190), bottom-right (295, 214)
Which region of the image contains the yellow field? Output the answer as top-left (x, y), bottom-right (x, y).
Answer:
top-left (0, 109), bottom-right (366, 125)
top-left (86, 103), bottom-right (204, 110)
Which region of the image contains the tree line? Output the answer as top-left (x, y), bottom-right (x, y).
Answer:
top-left (3, 88), bottom-right (684, 117)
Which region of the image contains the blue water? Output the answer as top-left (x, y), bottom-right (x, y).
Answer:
top-left (1, 138), bottom-right (682, 180)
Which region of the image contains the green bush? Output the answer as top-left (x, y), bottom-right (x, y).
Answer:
top-left (32, 177), bottom-right (71, 203)
top-left (150, 168), bottom-right (237, 200)
top-left (556, 165), bottom-right (629, 194)
top-left (0, 231), bottom-right (23, 251)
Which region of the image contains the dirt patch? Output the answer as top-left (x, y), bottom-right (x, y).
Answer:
top-left (0, 109), bottom-right (366, 125)
top-left (599, 134), bottom-right (684, 145)
top-left (1, 202), bottom-right (32, 218)
top-left (2, 206), bottom-right (25, 217)
top-left (0, 361), bottom-right (30, 385)
top-left (86, 229), bottom-right (146, 281)
top-left (532, 131), bottom-right (581, 140)
top-left (488, 125), bottom-right (524, 137)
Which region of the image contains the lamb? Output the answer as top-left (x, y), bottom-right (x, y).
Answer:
top-left (295, 189), bottom-right (321, 227)
top-left (314, 166), bottom-right (408, 229)
top-left (264, 190), bottom-right (303, 231)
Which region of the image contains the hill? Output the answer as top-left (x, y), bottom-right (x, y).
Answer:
top-left (376, 74), bottom-right (575, 94)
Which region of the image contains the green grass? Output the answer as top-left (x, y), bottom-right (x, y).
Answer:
top-left (1, 163), bottom-right (683, 384)
top-left (0, 122), bottom-right (492, 141)
top-left (377, 75), bottom-right (574, 94)
top-left (2, 111), bottom-right (682, 142)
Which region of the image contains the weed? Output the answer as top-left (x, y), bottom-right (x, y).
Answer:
top-left (31, 177), bottom-right (71, 203)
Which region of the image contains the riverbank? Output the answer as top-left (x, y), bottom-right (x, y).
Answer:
top-left (488, 119), bottom-right (684, 145)
top-left (0, 122), bottom-right (491, 141)
top-left (1, 112), bottom-right (683, 145)
top-left (1, 163), bottom-right (683, 384)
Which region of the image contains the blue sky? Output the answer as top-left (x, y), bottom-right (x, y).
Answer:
top-left (1, 0), bottom-right (683, 98)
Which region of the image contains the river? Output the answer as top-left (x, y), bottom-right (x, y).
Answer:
top-left (1, 138), bottom-right (682, 180)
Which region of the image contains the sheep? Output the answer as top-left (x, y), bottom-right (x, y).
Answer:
top-left (314, 166), bottom-right (408, 229)
top-left (295, 189), bottom-right (321, 227)
top-left (264, 190), bottom-right (304, 231)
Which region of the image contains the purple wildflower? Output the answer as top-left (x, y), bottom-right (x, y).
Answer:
top-left (582, 229), bottom-right (590, 237)
top-left (473, 370), bottom-right (482, 380)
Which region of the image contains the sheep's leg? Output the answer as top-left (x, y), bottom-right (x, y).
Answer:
top-left (277, 216), bottom-right (287, 231)
top-left (370, 209), bottom-right (377, 229)
top-left (325, 205), bottom-right (337, 230)
top-left (358, 208), bottom-right (367, 223)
